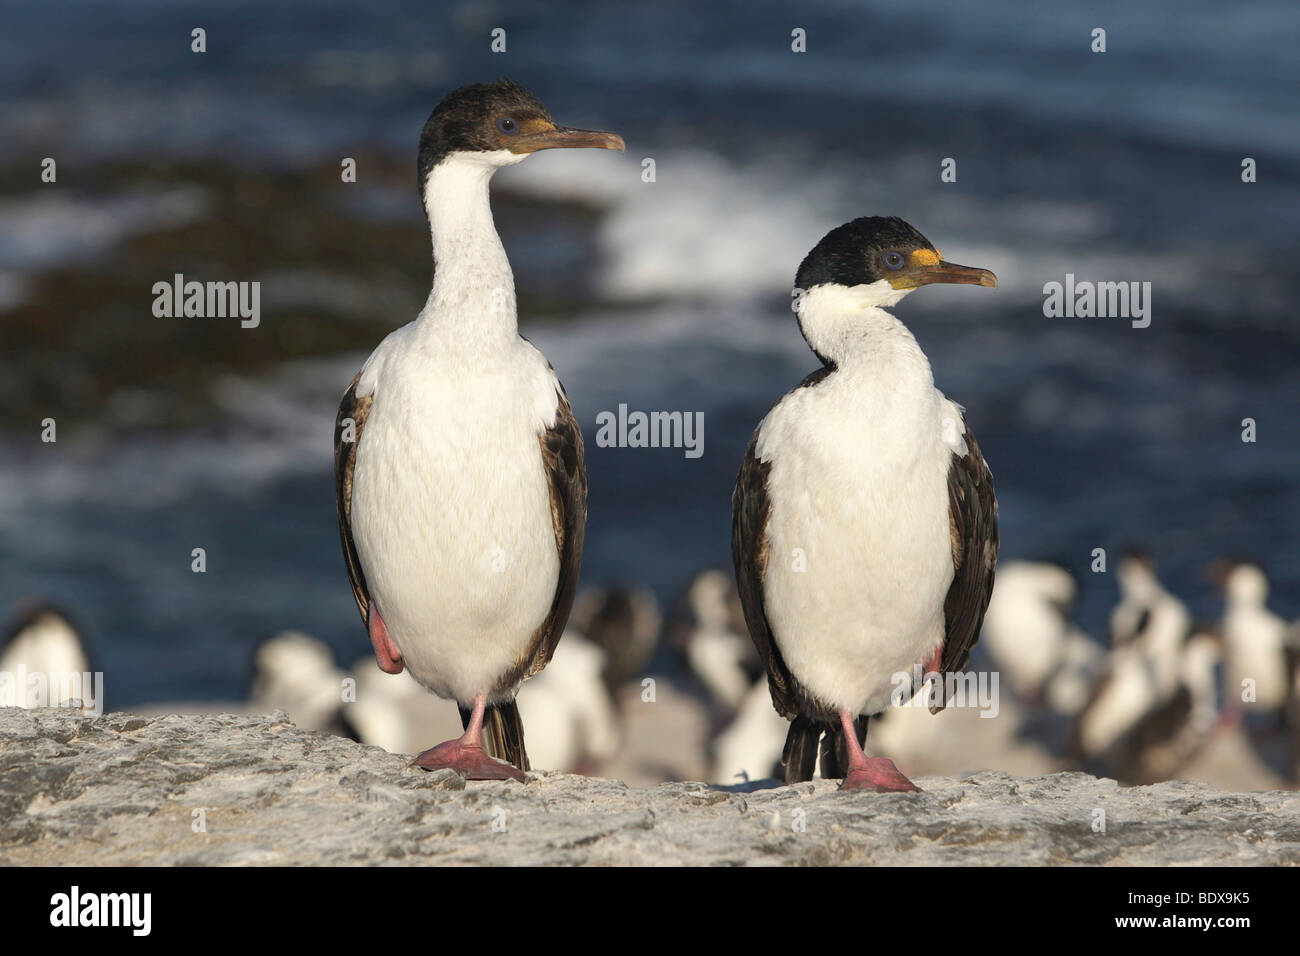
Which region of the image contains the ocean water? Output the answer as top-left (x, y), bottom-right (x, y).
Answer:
top-left (1, 0), bottom-right (1298, 706)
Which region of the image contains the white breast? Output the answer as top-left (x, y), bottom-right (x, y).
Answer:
top-left (349, 324), bottom-right (563, 705)
top-left (982, 562), bottom-right (1075, 697)
top-left (0, 614), bottom-right (88, 691)
top-left (687, 626), bottom-right (755, 710)
top-left (756, 346), bottom-right (960, 717)
top-left (1224, 604), bottom-right (1289, 710)
top-left (516, 631), bottom-right (620, 770)
top-left (1076, 646), bottom-right (1158, 755)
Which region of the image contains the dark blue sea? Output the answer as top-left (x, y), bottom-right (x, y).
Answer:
top-left (1, 0), bottom-right (1297, 707)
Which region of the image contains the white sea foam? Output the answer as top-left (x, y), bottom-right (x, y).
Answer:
top-left (0, 144), bottom-right (1265, 529)
top-left (501, 146), bottom-right (1211, 308)
top-left (0, 188), bottom-right (209, 273)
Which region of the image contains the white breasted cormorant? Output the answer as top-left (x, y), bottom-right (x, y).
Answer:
top-left (732, 216), bottom-right (999, 792)
top-left (334, 80), bottom-right (623, 780)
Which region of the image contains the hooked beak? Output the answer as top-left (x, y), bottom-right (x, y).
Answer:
top-left (511, 125), bottom-right (625, 154)
top-left (888, 249), bottom-right (997, 290)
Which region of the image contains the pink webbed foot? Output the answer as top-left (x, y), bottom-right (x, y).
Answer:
top-left (368, 604), bottom-right (404, 674)
top-left (840, 757), bottom-right (922, 793)
top-left (411, 740), bottom-right (526, 782)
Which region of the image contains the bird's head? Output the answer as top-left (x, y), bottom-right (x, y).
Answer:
top-left (1117, 548), bottom-right (1160, 600)
top-left (796, 216), bottom-right (997, 302)
top-left (792, 216), bottom-right (996, 363)
top-left (1210, 559), bottom-right (1269, 605)
top-left (417, 78), bottom-right (624, 186)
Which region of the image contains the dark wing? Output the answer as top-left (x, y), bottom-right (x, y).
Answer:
top-left (496, 386), bottom-right (588, 691)
top-left (334, 370), bottom-right (374, 627)
top-left (731, 430), bottom-right (800, 720)
top-left (932, 414), bottom-right (999, 713)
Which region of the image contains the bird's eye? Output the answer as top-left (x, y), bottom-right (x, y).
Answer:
top-left (883, 251), bottom-right (905, 270)
top-left (497, 117), bottom-right (518, 135)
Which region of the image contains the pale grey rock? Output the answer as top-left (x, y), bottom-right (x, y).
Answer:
top-left (1, 708), bottom-right (1296, 866)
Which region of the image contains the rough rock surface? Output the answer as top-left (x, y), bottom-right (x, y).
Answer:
top-left (1, 708), bottom-right (1296, 866)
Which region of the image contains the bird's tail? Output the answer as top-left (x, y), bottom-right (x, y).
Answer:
top-left (782, 714), bottom-right (870, 783)
top-left (782, 715), bottom-right (823, 783)
top-left (461, 701), bottom-right (531, 772)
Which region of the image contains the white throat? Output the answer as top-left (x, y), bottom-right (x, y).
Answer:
top-left (795, 281), bottom-right (921, 368)
top-left (419, 149), bottom-right (527, 340)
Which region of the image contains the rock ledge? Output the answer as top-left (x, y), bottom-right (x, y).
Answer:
top-left (2, 709), bottom-right (1296, 865)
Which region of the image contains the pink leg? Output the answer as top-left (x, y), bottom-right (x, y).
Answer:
top-left (922, 645), bottom-right (942, 677)
top-left (837, 710), bottom-right (921, 793)
top-left (368, 604), bottom-right (404, 674)
top-left (411, 693), bottom-right (526, 782)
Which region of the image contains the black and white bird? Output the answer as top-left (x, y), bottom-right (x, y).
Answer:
top-left (982, 560), bottom-right (1103, 714)
top-left (516, 629), bottom-right (622, 772)
top-left (667, 568), bottom-right (762, 715)
top-left (249, 631), bottom-right (354, 738)
top-left (732, 216), bottom-right (999, 792)
top-left (0, 604), bottom-right (91, 707)
top-left (568, 585), bottom-right (661, 695)
top-left (1110, 550), bottom-right (1189, 655)
top-left (1069, 554), bottom-right (1199, 771)
top-left (1066, 550), bottom-right (1191, 760)
top-left (1105, 626), bottom-right (1222, 784)
top-left (1216, 561), bottom-right (1290, 725)
top-left (334, 80), bottom-right (623, 781)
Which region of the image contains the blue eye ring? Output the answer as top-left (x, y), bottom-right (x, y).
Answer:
top-left (883, 251), bottom-right (905, 270)
top-left (497, 117), bottom-right (519, 135)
